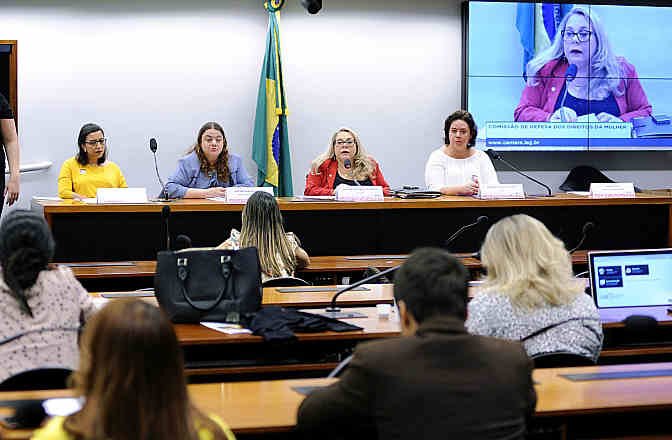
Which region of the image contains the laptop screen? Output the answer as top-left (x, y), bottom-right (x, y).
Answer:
top-left (588, 249), bottom-right (672, 308)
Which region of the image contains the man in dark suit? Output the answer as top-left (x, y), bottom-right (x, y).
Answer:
top-left (297, 247), bottom-right (536, 439)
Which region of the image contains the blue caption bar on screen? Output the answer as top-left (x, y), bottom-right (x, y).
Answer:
top-left (625, 265), bottom-right (650, 276)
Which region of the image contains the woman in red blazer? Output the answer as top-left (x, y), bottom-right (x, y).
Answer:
top-left (304, 127), bottom-right (391, 196)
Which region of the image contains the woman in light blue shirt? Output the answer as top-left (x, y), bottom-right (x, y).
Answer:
top-left (165, 121), bottom-right (254, 198)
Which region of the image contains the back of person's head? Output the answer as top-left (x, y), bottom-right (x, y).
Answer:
top-left (65, 300), bottom-right (226, 440)
top-left (240, 191), bottom-right (296, 277)
top-left (0, 210), bottom-right (55, 317)
top-left (480, 214), bottom-right (583, 309)
top-left (393, 247), bottom-right (469, 323)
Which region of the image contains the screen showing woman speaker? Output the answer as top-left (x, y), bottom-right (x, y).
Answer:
top-left (466, 2), bottom-right (672, 151)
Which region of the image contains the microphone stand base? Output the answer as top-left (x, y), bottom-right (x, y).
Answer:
top-left (316, 310), bottom-right (368, 319)
top-left (150, 198), bottom-right (175, 202)
top-left (525, 193), bottom-right (554, 198)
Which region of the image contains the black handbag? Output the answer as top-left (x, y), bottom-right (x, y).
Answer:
top-left (154, 247), bottom-right (263, 324)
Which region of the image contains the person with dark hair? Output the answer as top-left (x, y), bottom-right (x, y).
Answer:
top-left (32, 299), bottom-right (235, 440)
top-left (297, 247), bottom-right (536, 439)
top-left (424, 110), bottom-right (498, 196)
top-left (57, 123), bottom-right (127, 199)
top-left (0, 92), bottom-right (20, 210)
top-left (0, 210), bottom-right (95, 383)
top-left (165, 122), bottom-right (253, 199)
top-left (217, 191), bottom-right (309, 282)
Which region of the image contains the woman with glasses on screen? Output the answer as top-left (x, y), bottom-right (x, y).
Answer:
top-left (466, 214), bottom-right (603, 362)
top-left (57, 123), bottom-right (127, 200)
top-left (304, 127), bottom-right (391, 196)
top-left (424, 110), bottom-right (498, 196)
top-left (514, 6), bottom-right (651, 123)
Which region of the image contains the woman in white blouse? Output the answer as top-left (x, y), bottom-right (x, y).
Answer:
top-left (424, 110), bottom-right (498, 196)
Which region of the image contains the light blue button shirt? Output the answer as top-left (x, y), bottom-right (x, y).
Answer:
top-left (164, 151), bottom-right (254, 198)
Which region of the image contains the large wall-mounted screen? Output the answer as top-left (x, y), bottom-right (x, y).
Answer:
top-left (466, 1), bottom-right (672, 151)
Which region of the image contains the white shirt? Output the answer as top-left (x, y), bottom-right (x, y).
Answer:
top-left (424, 148), bottom-right (498, 191)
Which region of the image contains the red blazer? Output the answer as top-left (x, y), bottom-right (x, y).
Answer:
top-left (304, 157), bottom-right (391, 196)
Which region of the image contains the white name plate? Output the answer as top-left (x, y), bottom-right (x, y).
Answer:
top-left (478, 183), bottom-right (525, 199)
top-left (225, 186), bottom-right (275, 203)
top-left (589, 182), bottom-right (635, 199)
top-left (96, 187), bottom-right (148, 204)
top-left (335, 185), bottom-right (384, 202)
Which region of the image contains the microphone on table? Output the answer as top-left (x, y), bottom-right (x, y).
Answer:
top-left (161, 205), bottom-right (171, 251)
top-left (174, 234), bottom-right (193, 251)
top-left (486, 149), bottom-right (553, 197)
top-left (559, 64), bottom-right (578, 123)
top-left (444, 216), bottom-right (489, 249)
top-left (343, 159), bottom-right (359, 185)
top-left (150, 138), bottom-right (171, 201)
top-left (568, 221), bottom-right (596, 254)
top-left (318, 264), bottom-right (401, 319)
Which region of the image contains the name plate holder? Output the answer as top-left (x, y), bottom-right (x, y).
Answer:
top-left (589, 183), bottom-right (635, 199)
top-left (96, 187), bottom-right (149, 204)
top-left (478, 184), bottom-right (525, 200)
top-left (225, 187), bottom-right (274, 203)
top-left (335, 185), bottom-right (384, 202)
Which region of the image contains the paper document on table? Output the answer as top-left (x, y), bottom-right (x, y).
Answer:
top-left (32, 196), bottom-right (62, 201)
top-left (206, 197), bottom-right (228, 202)
top-left (201, 321), bottom-right (252, 335)
top-left (293, 195), bottom-right (336, 201)
top-left (82, 198), bottom-right (98, 204)
top-left (567, 191), bottom-right (590, 196)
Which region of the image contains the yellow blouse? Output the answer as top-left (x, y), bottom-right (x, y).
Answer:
top-left (57, 157), bottom-right (127, 199)
top-left (31, 415), bottom-right (236, 440)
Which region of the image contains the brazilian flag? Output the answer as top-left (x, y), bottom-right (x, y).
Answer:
top-left (252, 0), bottom-right (293, 196)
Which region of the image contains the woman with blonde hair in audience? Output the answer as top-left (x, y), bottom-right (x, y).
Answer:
top-left (32, 299), bottom-right (235, 440)
top-left (466, 214), bottom-right (603, 361)
top-left (0, 210), bottom-right (95, 384)
top-left (304, 127), bottom-right (391, 196)
top-left (218, 191), bottom-right (309, 283)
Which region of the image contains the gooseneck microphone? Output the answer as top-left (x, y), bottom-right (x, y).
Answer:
top-left (568, 221), bottom-right (595, 254)
top-left (150, 138), bottom-right (170, 201)
top-left (161, 205), bottom-right (171, 251)
top-left (444, 216), bottom-right (489, 249)
top-left (320, 265), bottom-right (400, 319)
top-left (486, 149), bottom-right (552, 197)
top-left (559, 64), bottom-right (578, 122)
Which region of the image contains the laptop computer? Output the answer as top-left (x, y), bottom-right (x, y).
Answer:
top-left (588, 249), bottom-right (672, 320)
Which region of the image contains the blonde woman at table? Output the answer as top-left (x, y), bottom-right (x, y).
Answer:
top-left (57, 123), bottom-right (127, 200)
top-left (217, 191), bottom-right (309, 283)
top-left (466, 214), bottom-right (603, 361)
top-left (304, 127), bottom-right (391, 196)
top-left (424, 110), bottom-right (498, 196)
top-left (31, 299), bottom-right (235, 440)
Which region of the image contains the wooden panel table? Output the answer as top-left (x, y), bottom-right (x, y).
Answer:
top-left (32, 194), bottom-right (672, 261)
top-left (5, 363), bottom-right (672, 439)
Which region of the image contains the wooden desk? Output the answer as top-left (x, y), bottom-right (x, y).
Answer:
top-left (32, 195), bottom-right (672, 261)
top-left (91, 284), bottom-right (395, 309)
top-left (5, 363), bottom-right (672, 439)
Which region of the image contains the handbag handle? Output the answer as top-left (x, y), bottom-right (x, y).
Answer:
top-left (176, 255), bottom-right (234, 312)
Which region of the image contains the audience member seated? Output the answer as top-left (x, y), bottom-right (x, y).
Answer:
top-left (304, 127), bottom-right (391, 196)
top-left (57, 123), bottom-right (127, 200)
top-left (0, 210), bottom-right (95, 384)
top-left (217, 191), bottom-right (309, 283)
top-left (297, 247), bottom-right (536, 439)
top-left (31, 299), bottom-right (235, 440)
top-left (165, 121), bottom-right (253, 199)
top-left (467, 214), bottom-right (603, 361)
top-left (424, 110), bottom-right (498, 196)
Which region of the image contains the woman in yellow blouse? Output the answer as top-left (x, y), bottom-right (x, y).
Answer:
top-left (57, 123), bottom-right (127, 199)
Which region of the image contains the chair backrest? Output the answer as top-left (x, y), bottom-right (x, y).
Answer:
top-left (531, 352), bottom-right (595, 369)
top-left (262, 276), bottom-right (311, 288)
top-left (327, 354), bottom-right (353, 378)
top-left (0, 368), bottom-right (73, 391)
